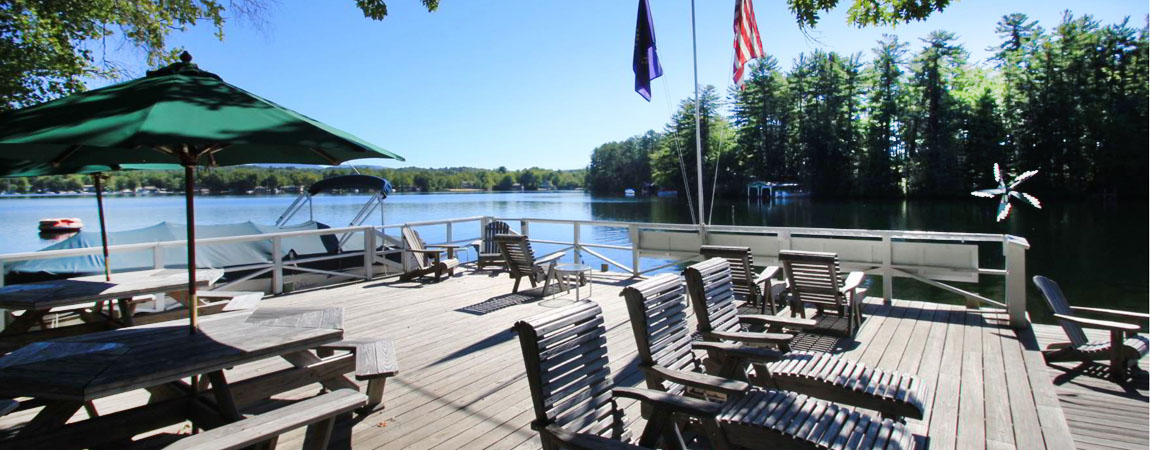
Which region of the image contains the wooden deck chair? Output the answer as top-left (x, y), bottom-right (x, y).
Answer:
top-left (523, 301), bottom-right (915, 450)
top-left (514, 300), bottom-right (722, 450)
top-left (778, 250), bottom-right (866, 337)
top-left (494, 234), bottom-right (565, 295)
top-left (398, 226), bottom-right (460, 282)
top-left (699, 245), bottom-right (787, 314)
top-left (1034, 275), bottom-right (1149, 381)
top-left (682, 260), bottom-right (926, 420)
top-left (469, 220), bottom-right (516, 270)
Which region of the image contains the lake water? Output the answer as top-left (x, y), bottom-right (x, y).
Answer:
top-left (0, 191), bottom-right (1145, 322)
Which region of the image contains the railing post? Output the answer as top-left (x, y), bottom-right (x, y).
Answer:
top-left (572, 222), bottom-right (581, 264)
top-left (520, 220), bottom-right (530, 238)
top-left (153, 243), bottom-right (164, 270)
top-left (363, 227), bottom-right (375, 281)
top-left (446, 222), bottom-right (453, 244)
top-left (1004, 235), bottom-right (1030, 328)
top-left (882, 235), bottom-right (893, 305)
top-left (778, 230), bottom-right (792, 252)
top-left (629, 224), bottom-right (641, 278)
top-left (272, 236), bottom-right (283, 295)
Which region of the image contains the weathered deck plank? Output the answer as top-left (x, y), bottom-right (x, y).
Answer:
top-left (1, 268), bottom-right (1142, 450)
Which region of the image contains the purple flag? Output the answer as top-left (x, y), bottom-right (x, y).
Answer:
top-left (633, 0), bottom-right (663, 101)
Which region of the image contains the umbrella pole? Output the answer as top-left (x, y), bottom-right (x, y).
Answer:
top-left (184, 165), bottom-right (198, 334)
top-left (93, 174), bottom-right (111, 282)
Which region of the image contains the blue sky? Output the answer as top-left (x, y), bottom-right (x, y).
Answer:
top-left (110, 0), bottom-right (1147, 170)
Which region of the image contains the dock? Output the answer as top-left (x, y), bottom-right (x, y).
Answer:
top-left (0, 267), bottom-right (1145, 449)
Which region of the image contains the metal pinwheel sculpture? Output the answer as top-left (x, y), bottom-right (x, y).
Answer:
top-left (972, 163), bottom-right (1041, 221)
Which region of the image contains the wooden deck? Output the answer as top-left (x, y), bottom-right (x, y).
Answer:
top-left (1, 268), bottom-right (1146, 449)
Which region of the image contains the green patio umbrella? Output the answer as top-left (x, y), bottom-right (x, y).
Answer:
top-left (0, 52), bottom-right (404, 332)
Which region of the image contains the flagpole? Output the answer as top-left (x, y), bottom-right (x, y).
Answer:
top-left (690, 0), bottom-right (705, 227)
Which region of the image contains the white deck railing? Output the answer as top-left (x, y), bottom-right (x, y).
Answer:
top-left (0, 216), bottom-right (1031, 328)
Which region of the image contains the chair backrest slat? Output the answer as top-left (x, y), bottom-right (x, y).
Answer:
top-left (780, 250), bottom-right (844, 307)
top-left (495, 234), bottom-right (537, 279)
top-left (1033, 276), bottom-right (1088, 347)
top-left (402, 226), bottom-right (429, 269)
top-left (700, 245), bottom-right (760, 297)
top-left (683, 258), bottom-right (742, 334)
top-left (482, 221), bottom-right (513, 254)
top-left (515, 301), bottom-right (630, 442)
top-left (620, 274), bottom-right (704, 395)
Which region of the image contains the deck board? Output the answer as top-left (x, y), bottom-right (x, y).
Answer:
top-left (0, 268), bottom-right (1145, 449)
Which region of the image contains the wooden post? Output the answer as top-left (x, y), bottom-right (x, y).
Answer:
top-left (1004, 235), bottom-right (1030, 328)
top-left (882, 235), bottom-right (893, 305)
top-left (572, 223), bottom-right (581, 265)
top-left (629, 224), bottom-right (641, 278)
top-left (153, 244), bottom-right (164, 270)
top-left (272, 236), bottom-right (283, 295)
top-left (363, 227), bottom-right (375, 281)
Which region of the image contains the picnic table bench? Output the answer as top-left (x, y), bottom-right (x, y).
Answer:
top-left (0, 269), bottom-right (226, 350)
top-left (0, 307), bottom-right (397, 449)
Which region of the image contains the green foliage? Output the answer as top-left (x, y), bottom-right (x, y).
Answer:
top-left (585, 11), bottom-right (1148, 199)
top-left (0, 1), bottom-right (439, 111)
top-left (787, 0), bottom-right (952, 28)
top-left (0, 165), bottom-right (585, 194)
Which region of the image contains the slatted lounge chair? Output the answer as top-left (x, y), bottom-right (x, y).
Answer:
top-left (398, 226), bottom-right (460, 282)
top-left (1034, 275), bottom-right (1149, 381)
top-left (778, 250), bottom-right (866, 337)
top-left (517, 300), bottom-right (915, 450)
top-left (514, 300), bottom-right (717, 450)
top-left (494, 234), bottom-right (565, 295)
top-left (700, 245), bottom-right (788, 314)
top-left (470, 220), bottom-right (516, 270)
top-left (681, 263), bottom-right (926, 420)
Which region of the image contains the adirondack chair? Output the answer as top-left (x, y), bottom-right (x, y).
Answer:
top-left (469, 220), bottom-right (517, 270)
top-left (398, 226), bottom-right (460, 282)
top-left (1034, 275), bottom-right (1149, 381)
top-left (514, 300), bottom-right (719, 450)
top-left (778, 250), bottom-right (867, 337)
top-left (518, 300), bottom-right (915, 450)
top-left (494, 234), bottom-right (565, 295)
top-left (699, 245), bottom-right (787, 314)
top-left (632, 272), bottom-right (926, 421)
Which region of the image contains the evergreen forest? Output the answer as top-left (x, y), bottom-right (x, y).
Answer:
top-left (585, 13), bottom-right (1149, 199)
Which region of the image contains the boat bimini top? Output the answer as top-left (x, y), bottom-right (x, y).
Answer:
top-left (276, 175), bottom-right (393, 250)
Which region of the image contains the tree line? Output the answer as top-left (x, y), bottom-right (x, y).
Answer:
top-left (0, 166), bottom-right (585, 194)
top-left (587, 12), bottom-right (1149, 199)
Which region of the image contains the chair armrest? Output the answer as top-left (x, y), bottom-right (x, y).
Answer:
top-left (468, 239), bottom-right (482, 248)
top-left (642, 365), bottom-right (750, 396)
top-left (707, 330), bottom-right (795, 346)
top-left (612, 387), bottom-right (722, 419)
top-left (841, 272), bottom-right (865, 292)
top-left (1053, 314), bottom-right (1141, 332)
top-left (542, 424), bottom-right (648, 450)
top-left (535, 251), bottom-right (567, 266)
top-left (405, 248), bottom-right (446, 254)
top-left (1069, 307), bottom-right (1150, 323)
top-left (693, 341), bottom-right (784, 363)
top-left (754, 266), bottom-right (781, 286)
top-left (738, 314), bottom-right (817, 330)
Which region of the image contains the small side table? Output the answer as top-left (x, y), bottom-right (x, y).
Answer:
top-left (554, 263), bottom-right (593, 301)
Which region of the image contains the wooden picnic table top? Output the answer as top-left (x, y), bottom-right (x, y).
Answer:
top-left (0, 268), bottom-right (224, 310)
top-left (0, 307), bottom-right (343, 402)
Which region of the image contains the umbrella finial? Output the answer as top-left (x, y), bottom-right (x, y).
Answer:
top-left (180, 51), bottom-right (193, 63)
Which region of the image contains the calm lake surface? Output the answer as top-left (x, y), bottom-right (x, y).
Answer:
top-left (0, 191), bottom-right (1145, 322)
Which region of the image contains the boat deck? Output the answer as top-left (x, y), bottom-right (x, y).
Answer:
top-left (1, 267), bottom-right (1145, 449)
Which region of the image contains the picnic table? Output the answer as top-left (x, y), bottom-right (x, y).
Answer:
top-left (0, 307), bottom-right (354, 449)
top-left (0, 269), bottom-right (224, 350)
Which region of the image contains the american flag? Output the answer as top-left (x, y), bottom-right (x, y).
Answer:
top-left (732, 0), bottom-right (764, 85)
